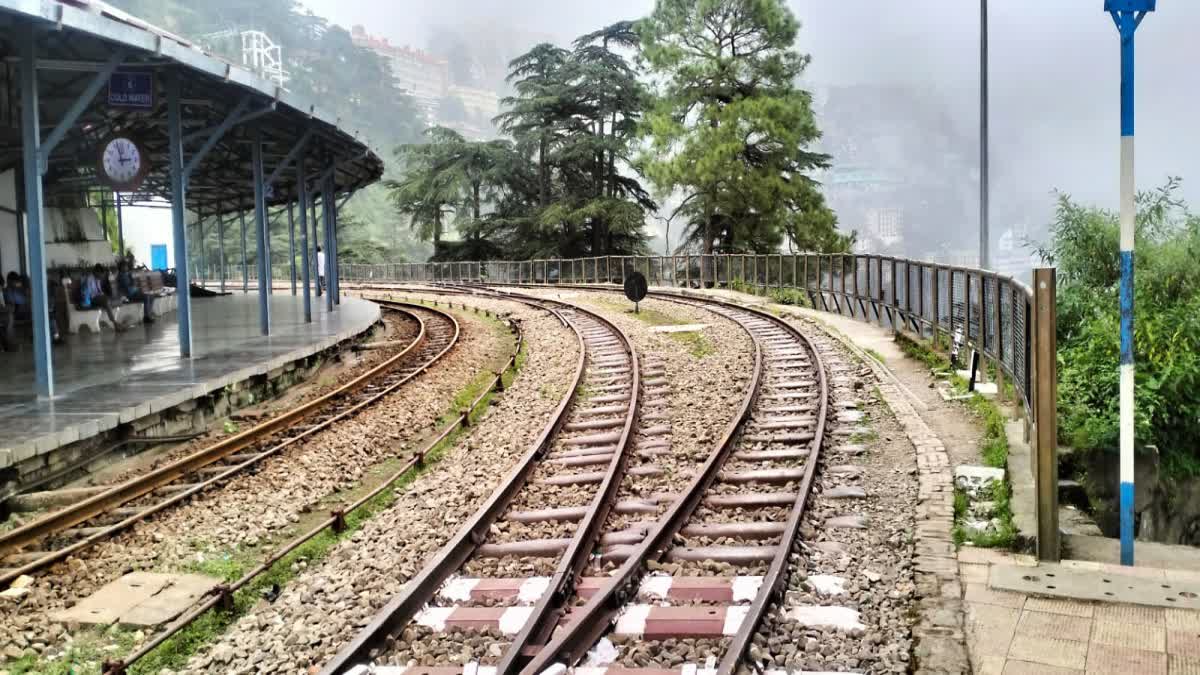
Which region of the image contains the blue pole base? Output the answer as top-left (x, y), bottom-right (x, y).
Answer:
top-left (1120, 481), bottom-right (1135, 566)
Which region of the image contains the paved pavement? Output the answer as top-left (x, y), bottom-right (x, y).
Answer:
top-left (0, 293), bottom-right (379, 468)
top-left (960, 548), bottom-right (1200, 675)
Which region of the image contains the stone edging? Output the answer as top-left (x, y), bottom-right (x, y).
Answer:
top-left (778, 308), bottom-right (971, 674)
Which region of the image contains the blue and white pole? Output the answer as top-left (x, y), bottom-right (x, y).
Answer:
top-left (1107, 0), bottom-right (1153, 567)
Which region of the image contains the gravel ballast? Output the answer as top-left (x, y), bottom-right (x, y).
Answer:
top-left (172, 300), bottom-right (579, 674)
top-left (0, 300), bottom-right (512, 668)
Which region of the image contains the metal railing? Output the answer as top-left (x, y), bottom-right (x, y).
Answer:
top-left (344, 255), bottom-right (1041, 412)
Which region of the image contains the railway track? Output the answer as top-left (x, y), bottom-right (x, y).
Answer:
top-left (0, 300), bottom-right (459, 587)
top-left (320, 290), bottom-right (644, 674)
top-left (321, 286), bottom-right (833, 675)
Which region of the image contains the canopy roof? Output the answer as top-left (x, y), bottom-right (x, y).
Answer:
top-left (0, 0), bottom-right (384, 215)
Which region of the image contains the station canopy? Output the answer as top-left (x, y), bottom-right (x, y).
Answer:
top-left (0, 0), bottom-right (385, 214)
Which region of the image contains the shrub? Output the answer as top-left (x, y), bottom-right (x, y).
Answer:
top-left (1039, 178), bottom-right (1200, 478)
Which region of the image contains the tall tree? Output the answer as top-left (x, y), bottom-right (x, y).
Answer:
top-left (496, 44), bottom-right (573, 209)
top-left (640, 0), bottom-right (845, 254)
top-left (387, 128), bottom-right (465, 252)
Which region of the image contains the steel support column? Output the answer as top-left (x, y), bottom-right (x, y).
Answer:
top-left (239, 210), bottom-right (248, 292)
top-left (198, 216), bottom-right (206, 286)
top-left (116, 194), bottom-right (125, 259)
top-left (297, 160), bottom-right (312, 322)
top-left (288, 202), bottom-right (297, 295)
top-left (322, 173), bottom-right (334, 312)
top-left (167, 70), bottom-right (194, 358)
top-left (218, 214), bottom-right (227, 292)
top-left (252, 129), bottom-right (270, 335)
top-left (18, 28), bottom-right (53, 397)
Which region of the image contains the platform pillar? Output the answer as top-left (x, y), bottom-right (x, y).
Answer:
top-left (322, 173), bottom-right (334, 312)
top-left (288, 201), bottom-right (297, 296)
top-left (298, 156), bottom-right (312, 323)
top-left (18, 28), bottom-right (53, 397)
top-left (167, 69), bottom-right (194, 358)
top-left (253, 129), bottom-right (270, 335)
top-left (218, 214), bottom-right (227, 292)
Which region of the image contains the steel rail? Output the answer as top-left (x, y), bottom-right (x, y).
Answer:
top-left (440, 283), bottom-right (648, 673)
top-left (0, 301), bottom-right (457, 586)
top-left (106, 295), bottom-right (517, 675)
top-left (319, 289), bottom-right (640, 675)
top-left (473, 282), bottom-right (829, 675)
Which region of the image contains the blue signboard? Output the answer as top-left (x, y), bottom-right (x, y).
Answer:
top-left (108, 71), bottom-right (154, 109)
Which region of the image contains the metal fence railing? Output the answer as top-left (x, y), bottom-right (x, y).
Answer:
top-left (340, 254), bottom-right (1046, 421)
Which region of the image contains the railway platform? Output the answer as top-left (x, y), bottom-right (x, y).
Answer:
top-left (0, 294), bottom-right (380, 480)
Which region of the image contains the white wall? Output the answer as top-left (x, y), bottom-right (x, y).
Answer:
top-left (119, 203), bottom-right (174, 269)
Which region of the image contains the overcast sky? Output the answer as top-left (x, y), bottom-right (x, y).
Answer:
top-left (299, 0), bottom-right (1200, 239)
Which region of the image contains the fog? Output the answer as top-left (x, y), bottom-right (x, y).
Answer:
top-left (302, 0), bottom-right (1200, 266)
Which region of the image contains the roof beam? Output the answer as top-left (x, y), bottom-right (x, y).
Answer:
top-left (264, 129), bottom-right (312, 187)
top-left (183, 94), bottom-right (251, 179)
top-left (38, 48), bottom-right (125, 173)
top-left (182, 102), bottom-right (275, 144)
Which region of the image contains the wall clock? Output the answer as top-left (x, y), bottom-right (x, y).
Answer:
top-left (97, 135), bottom-right (150, 191)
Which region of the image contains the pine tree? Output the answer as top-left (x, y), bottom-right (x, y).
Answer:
top-left (640, 0), bottom-right (846, 254)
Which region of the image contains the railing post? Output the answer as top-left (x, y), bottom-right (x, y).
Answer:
top-left (1033, 268), bottom-right (1059, 561)
top-left (932, 266), bottom-right (941, 341)
top-left (685, 255), bottom-right (690, 288)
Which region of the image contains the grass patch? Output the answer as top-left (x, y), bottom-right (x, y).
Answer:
top-left (669, 331), bottom-right (713, 358)
top-left (893, 329), bottom-right (951, 372)
top-left (766, 287), bottom-right (810, 307)
top-left (951, 480), bottom-right (1017, 549)
top-left (863, 347), bottom-right (885, 364)
top-left (85, 306), bottom-right (526, 675)
top-left (850, 428), bottom-right (878, 444)
top-left (7, 626), bottom-right (140, 675)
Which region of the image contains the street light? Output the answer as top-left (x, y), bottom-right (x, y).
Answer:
top-left (980, 0), bottom-right (989, 270)
top-left (1104, 0), bottom-right (1154, 567)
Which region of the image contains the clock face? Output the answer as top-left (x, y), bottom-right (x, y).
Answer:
top-left (100, 137), bottom-right (145, 188)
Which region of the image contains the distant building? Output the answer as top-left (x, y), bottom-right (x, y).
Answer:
top-left (351, 25), bottom-right (450, 119)
top-left (447, 84), bottom-right (500, 123)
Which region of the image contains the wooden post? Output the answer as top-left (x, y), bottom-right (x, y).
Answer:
top-left (685, 255), bottom-right (691, 288)
top-left (1034, 267), bottom-right (1060, 562)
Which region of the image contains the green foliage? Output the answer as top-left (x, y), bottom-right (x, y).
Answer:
top-left (106, 0), bottom-right (427, 267)
top-left (1042, 179), bottom-right (1200, 478)
top-left (639, 0), bottom-right (847, 255)
top-left (767, 287), bottom-right (810, 307)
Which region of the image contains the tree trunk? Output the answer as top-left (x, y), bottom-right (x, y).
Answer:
top-left (539, 135), bottom-right (549, 208)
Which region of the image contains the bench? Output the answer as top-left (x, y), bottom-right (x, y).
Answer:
top-left (60, 271), bottom-right (177, 334)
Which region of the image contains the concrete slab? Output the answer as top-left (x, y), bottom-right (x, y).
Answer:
top-left (50, 571), bottom-right (219, 626)
top-left (0, 294), bottom-right (380, 469)
top-left (990, 563), bottom-right (1200, 611)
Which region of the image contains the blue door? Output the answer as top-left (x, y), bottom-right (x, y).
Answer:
top-left (151, 244), bottom-right (168, 270)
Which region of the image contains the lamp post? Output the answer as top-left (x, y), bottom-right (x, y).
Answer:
top-left (980, 0), bottom-right (989, 269)
top-left (1106, 0), bottom-right (1154, 567)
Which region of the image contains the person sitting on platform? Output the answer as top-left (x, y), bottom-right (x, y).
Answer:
top-left (1, 271), bottom-right (63, 348)
top-left (82, 264), bottom-right (122, 331)
top-left (117, 260), bottom-right (155, 324)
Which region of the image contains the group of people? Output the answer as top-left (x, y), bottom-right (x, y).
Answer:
top-left (0, 257), bottom-right (157, 351)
